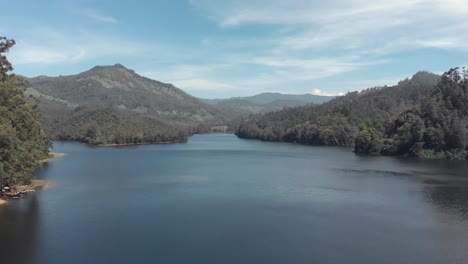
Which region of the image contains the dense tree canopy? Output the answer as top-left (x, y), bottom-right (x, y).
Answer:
top-left (236, 69), bottom-right (468, 160)
top-left (0, 37), bottom-right (51, 185)
top-left (24, 64), bottom-right (226, 145)
top-left (373, 68), bottom-right (468, 159)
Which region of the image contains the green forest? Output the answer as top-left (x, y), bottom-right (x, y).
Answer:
top-left (0, 37), bottom-right (51, 185)
top-left (237, 69), bottom-right (468, 160)
top-left (24, 63), bottom-right (225, 146)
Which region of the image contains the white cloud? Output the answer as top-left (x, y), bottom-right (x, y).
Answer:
top-left (10, 46), bottom-right (73, 64)
top-left (309, 89), bottom-right (343, 96)
top-left (81, 8), bottom-right (118, 24)
top-left (9, 28), bottom-right (153, 66)
top-left (185, 0), bottom-right (468, 97)
top-left (251, 56), bottom-right (389, 80)
top-left (192, 0), bottom-right (468, 55)
top-left (416, 39), bottom-right (463, 49)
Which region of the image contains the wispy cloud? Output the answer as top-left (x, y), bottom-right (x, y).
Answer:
top-left (3, 0), bottom-right (466, 97)
top-left (10, 45), bottom-right (85, 64)
top-left (192, 0), bottom-right (468, 55)
top-left (251, 56), bottom-right (390, 80)
top-left (9, 27), bottom-right (153, 66)
top-left (174, 79), bottom-right (235, 91)
top-left (185, 0), bottom-right (468, 96)
top-left (81, 8), bottom-right (118, 24)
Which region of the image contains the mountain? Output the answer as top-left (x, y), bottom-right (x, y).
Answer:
top-left (24, 64), bottom-right (225, 145)
top-left (236, 70), bottom-right (468, 159)
top-left (203, 92), bottom-right (334, 116)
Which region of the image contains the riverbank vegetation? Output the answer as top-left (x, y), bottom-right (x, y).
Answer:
top-left (237, 69), bottom-right (468, 160)
top-left (0, 37), bottom-right (51, 186)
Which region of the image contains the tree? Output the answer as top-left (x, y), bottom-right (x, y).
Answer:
top-left (0, 37), bottom-right (15, 81)
top-left (0, 37), bottom-right (51, 185)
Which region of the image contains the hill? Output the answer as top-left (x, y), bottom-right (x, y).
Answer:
top-left (203, 92), bottom-right (333, 116)
top-left (25, 64), bottom-right (225, 145)
top-left (236, 70), bottom-right (468, 159)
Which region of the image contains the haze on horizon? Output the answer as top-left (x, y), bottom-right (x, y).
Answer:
top-left (2, 0), bottom-right (468, 98)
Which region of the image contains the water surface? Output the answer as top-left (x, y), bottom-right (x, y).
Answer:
top-left (1, 134), bottom-right (468, 264)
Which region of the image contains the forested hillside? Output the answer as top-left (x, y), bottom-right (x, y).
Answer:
top-left (355, 68), bottom-right (468, 159)
top-left (236, 70), bottom-right (468, 159)
top-left (0, 37), bottom-right (51, 185)
top-left (25, 64), bottom-right (226, 145)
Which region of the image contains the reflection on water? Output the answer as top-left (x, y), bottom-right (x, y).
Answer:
top-left (424, 184), bottom-right (468, 220)
top-left (0, 195), bottom-right (40, 264)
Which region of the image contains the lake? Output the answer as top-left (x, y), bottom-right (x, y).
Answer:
top-left (1, 134), bottom-right (468, 264)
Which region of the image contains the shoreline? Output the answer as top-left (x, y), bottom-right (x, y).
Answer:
top-left (39, 152), bottom-right (65, 163)
top-left (56, 132), bottom-right (237, 148)
top-left (1, 152), bottom-right (63, 206)
top-left (0, 179), bottom-right (52, 205)
top-left (96, 141), bottom-right (184, 147)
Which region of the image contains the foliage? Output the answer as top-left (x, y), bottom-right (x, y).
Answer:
top-left (0, 37), bottom-right (51, 184)
top-left (44, 106), bottom-right (189, 145)
top-left (0, 37), bottom-right (15, 81)
top-left (25, 64), bottom-right (226, 145)
top-left (236, 69), bottom-right (468, 160)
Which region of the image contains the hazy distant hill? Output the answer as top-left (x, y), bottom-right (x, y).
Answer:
top-left (203, 92), bottom-right (333, 116)
top-left (25, 64), bottom-right (224, 145)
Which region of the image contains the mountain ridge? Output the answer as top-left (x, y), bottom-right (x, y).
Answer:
top-left (25, 64), bottom-right (225, 145)
top-left (235, 70), bottom-right (468, 159)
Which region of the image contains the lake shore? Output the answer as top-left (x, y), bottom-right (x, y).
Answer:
top-left (1, 152), bottom-right (63, 205)
top-left (39, 152), bottom-right (65, 163)
top-left (96, 141), bottom-right (183, 147)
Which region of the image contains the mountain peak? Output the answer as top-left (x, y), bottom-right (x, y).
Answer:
top-left (84, 63), bottom-right (136, 77)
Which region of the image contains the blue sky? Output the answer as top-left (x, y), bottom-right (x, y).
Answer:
top-left (2, 0), bottom-right (468, 98)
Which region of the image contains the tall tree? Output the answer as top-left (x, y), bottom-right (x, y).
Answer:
top-left (0, 37), bottom-right (15, 81)
top-left (0, 37), bottom-right (51, 185)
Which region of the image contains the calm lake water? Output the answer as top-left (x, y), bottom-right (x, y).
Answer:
top-left (1, 134), bottom-right (468, 264)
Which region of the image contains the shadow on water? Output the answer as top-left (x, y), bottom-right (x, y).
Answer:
top-left (0, 194), bottom-right (40, 264)
top-left (0, 160), bottom-right (48, 264)
top-left (399, 158), bottom-right (468, 221)
top-left (424, 184), bottom-right (468, 220)
top-left (335, 155), bottom-right (468, 221)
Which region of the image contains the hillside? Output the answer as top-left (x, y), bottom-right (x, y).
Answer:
top-left (203, 92), bottom-right (333, 116)
top-left (25, 64), bottom-right (225, 145)
top-left (236, 70), bottom-right (468, 159)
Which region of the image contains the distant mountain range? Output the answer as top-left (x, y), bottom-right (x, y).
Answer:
top-left (23, 64), bottom-right (336, 145)
top-left (202, 93), bottom-right (334, 116)
top-left (23, 64), bottom-right (335, 145)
